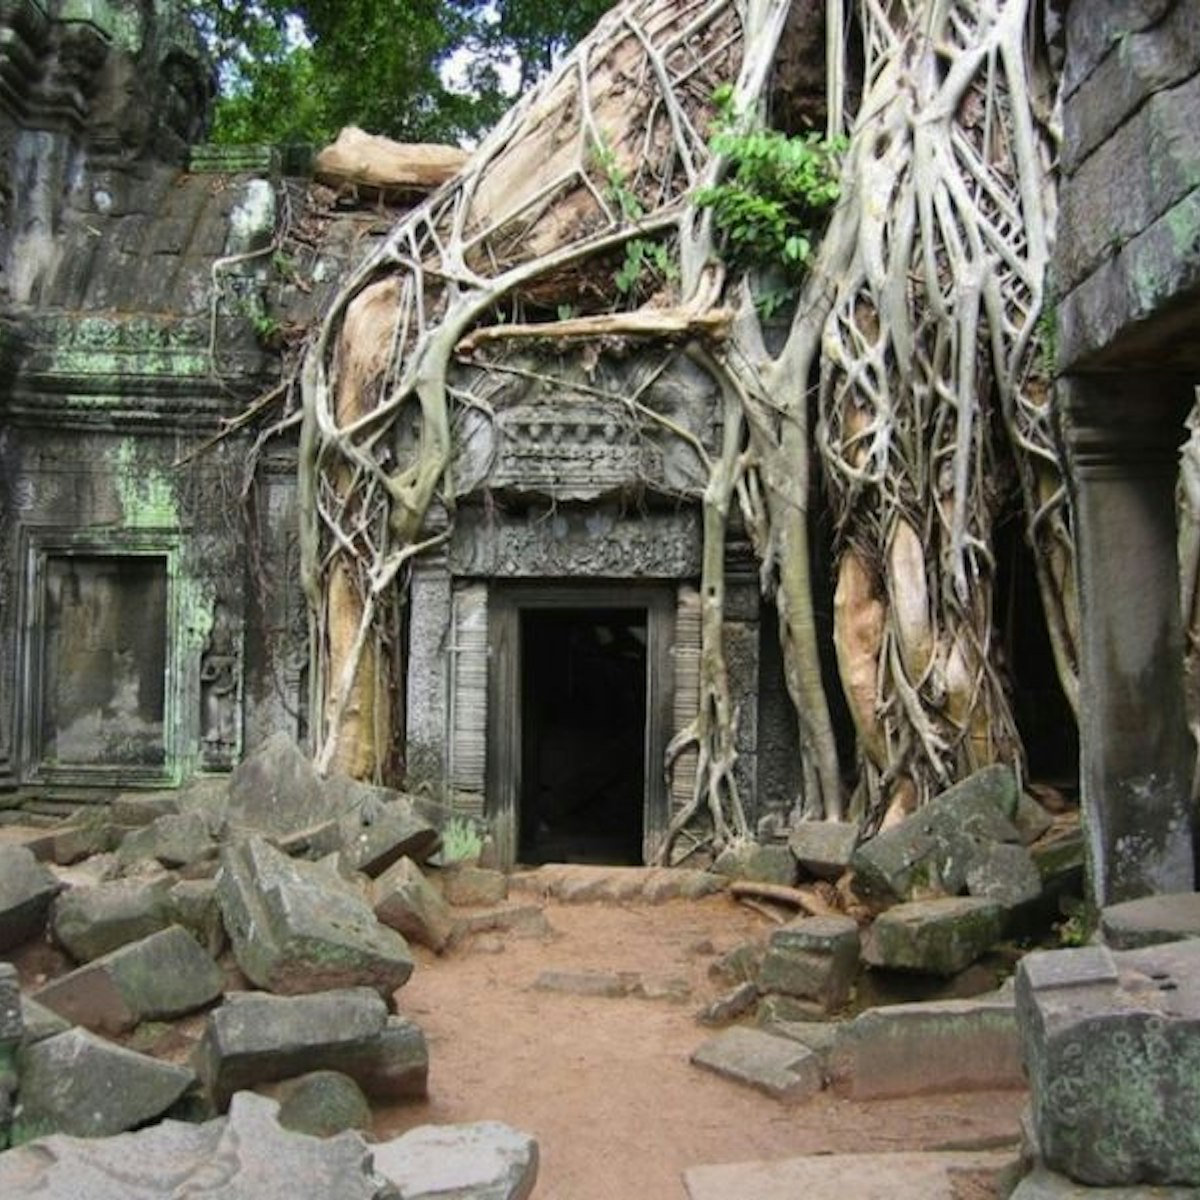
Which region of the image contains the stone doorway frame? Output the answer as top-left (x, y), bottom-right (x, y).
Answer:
top-left (16, 527), bottom-right (184, 788)
top-left (486, 581), bottom-right (676, 868)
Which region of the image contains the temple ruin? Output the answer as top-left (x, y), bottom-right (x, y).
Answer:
top-left (0, 0), bottom-right (1196, 900)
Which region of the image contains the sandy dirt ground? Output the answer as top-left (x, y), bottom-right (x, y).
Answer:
top-left (379, 894), bottom-right (1026, 1199)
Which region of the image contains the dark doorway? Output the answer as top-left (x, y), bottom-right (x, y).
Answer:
top-left (519, 607), bottom-right (647, 865)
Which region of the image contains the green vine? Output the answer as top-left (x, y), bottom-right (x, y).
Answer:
top-left (695, 85), bottom-right (844, 297)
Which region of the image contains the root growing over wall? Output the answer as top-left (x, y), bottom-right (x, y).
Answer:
top-left (300, 0), bottom-right (1078, 857)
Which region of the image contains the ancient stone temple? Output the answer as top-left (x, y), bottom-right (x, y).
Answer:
top-left (0, 2), bottom-right (299, 791)
top-left (0, 0), bottom-right (1194, 893)
top-left (0, 1), bottom-right (807, 869)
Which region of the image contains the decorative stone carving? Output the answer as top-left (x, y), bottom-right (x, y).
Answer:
top-left (199, 604), bottom-right (239, 770)
top-left (491, 402), bottom-right (660, 497)
top-left (449, 506), bottom-right (703, 579)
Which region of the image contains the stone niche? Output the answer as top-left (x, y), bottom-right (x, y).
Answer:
top-left (18, 535), bottom-right (179, 785)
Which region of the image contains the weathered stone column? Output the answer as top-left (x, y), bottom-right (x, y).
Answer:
top-left (1061, 373), bottom-right (1196, 904)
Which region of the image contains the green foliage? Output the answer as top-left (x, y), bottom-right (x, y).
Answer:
top-left (193, 0), bottom-right (610, 147)
top-left (695, 85), bottom-right (844, 283)
top-left (614, 238), bottom-right (678, 294)
top-left (441, 816), bottom-right (484, 863)
top-left (593, 139), bottom-right (678, 298)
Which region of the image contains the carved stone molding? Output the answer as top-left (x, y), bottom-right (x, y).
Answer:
top-left (449, 506), bottom-right (703, 579)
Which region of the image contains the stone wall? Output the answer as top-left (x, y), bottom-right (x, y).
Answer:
top-left (1056, 0), bottom-right (1200, 903)
top-left (0, 2), bottom-right (300, 792)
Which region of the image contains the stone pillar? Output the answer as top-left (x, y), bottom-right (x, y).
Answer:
top-left (1061, 373), bottom-right (1196, 904)
top-left (404, 554), bottom-right (452, 795)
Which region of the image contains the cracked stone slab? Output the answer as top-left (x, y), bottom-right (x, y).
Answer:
top-left (690, 1027), bottom-right (823, 1103)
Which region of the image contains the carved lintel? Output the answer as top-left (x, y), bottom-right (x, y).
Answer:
top-left (449, 506), bottom-right (703, 579)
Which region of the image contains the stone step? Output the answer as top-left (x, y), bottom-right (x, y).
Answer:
top-left (683, 1149), bottom-right (1018, 1200)
top-left (509, 863), bottom-right (726, 903)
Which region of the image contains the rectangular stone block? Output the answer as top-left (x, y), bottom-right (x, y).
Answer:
top-left (1017, 940), bottom-right (1200, 1186)
top-left (758, 916), bottom-right (860, 1011)
top-left (829, 996), bottom-right (1022, 1100)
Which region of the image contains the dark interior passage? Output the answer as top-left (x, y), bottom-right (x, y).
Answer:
top-left (996, 518), bottom-right (1079, 794)
top-left (519, 607), bottom-right (647, 865)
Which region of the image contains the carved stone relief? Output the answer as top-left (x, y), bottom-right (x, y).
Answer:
top-left (449, 506), bottom-right (703, 579)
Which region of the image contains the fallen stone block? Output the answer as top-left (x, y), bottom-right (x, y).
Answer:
top-left (51, 876), bottom-right (175, 962)
top-left (1017, 940), bottom-right (1200, 1187)
top-left (643, 867), bottom-right (727, 901)
top-left (533, 969), bottom-right (637, 998)
top-left (862, 897), bottom-right (1004, 976)
top-left (225, 732), bottom-right (334, 837)
top-left (168, 878), bottom-right (227, 958)
top-left (0, 963), bottom-right (20, 1049)
top-left (33, 925), bottom-right (223, 1035)
top-left (374, 856), bottom-right (456, 952)
top-left (964, 841), bottom-right (1043, 908)
top-left (336, 1015), bottom-right (429, 1100)
top-left (697, 981), bottom-right (759, 1026)
top-left (755, 992), bottom-right (831, 1024)
top-left (14, 1027), bottom-right (194, 1140)
top-left (374, 1120), bottom-right (539, 1200)
top-left (1009, 1164), bottom-right (1199, 1199)
top-left (755, 1018), bottom-right (840, 1071)
top-left (20, 997), bottom-right (70, 1045)
top-left (0, 1091), bottom-right (382, 1199)
top-left (851, 764), bottom-right (1020, 900)
top-left (690, 1026), bottom-right (823, 1102)
top-left (340, 804), bottom-right (440, 877)
top-left (684, 1149), bottom-right (1018, 1200)
top-left (451, 904), bottom-right (552, 940)
top-left (0, 846), bottom-right (62, 951)
top-left (110, 792), bottom-right (181, 828)
top-left (1101, 891), bottom-right (1200, 950)
top-left (1014, 793), bottom-right (1055, 845)
top-left (217, 836), bottom-right (413, 998)
top-left (272, 1069), bottom-right (373, 1137)
top-left (712, 842), bottom-right (798, 886)
top-left (708, 940), bottom-right (764, 987)
top-left (758, 915), bottom-right (859, 1011)
top-left (442, 864), bottom-right (509, 906)
top-left (117, 812), bottom-right (217, 870)
top-left (828, 995), bottom-right (1021, 1099)
top-left (788, 821), bottom-right (860, 880)
top-left (195, 987), bottom-right (427, 1108)
top-left (1, 963), bottom-right (18, 1148)
top-left (50, 822), bottom-right (117, 866)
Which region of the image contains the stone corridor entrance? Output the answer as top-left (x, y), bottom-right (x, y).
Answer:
top-left (519, 606), bottom-right (647, 864)
top-left (487, 584), bottom-right (674, 867)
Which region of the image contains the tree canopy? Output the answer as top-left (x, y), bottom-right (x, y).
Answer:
top-left (193, 0), bottom-right (612, 146)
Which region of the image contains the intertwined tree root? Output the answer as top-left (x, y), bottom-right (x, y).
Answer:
top-left (299, 0), bottom-right (1077, 859)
